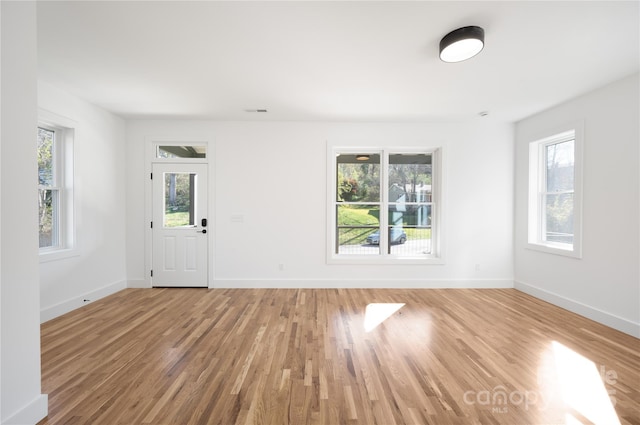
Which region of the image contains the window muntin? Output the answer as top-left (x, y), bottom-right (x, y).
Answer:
top-left (528, 129), bottom-right (582, 256)
top-left (332, 149), bottom-right (438, 260)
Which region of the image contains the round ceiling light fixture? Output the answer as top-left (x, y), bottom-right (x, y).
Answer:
top-left (439, 26), bottom-right (484, 63)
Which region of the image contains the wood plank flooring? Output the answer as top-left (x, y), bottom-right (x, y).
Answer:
top-left (38, 288), bottom-right (640, 425)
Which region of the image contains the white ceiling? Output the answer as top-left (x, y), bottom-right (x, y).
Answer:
top-left (37, 1), bottom-right (639, 123)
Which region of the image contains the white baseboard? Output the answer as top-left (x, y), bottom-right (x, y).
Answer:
top-left (40, 280), bottom-right (127, 323)
top-left (212, 278), bottom-right (514, 289)
top-left (2, 394), bottom-right (47, 425)
top-left (515, 280), bottom-right (640, 338)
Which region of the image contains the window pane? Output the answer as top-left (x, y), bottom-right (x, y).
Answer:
top-left (545, 193), bottom-right (574, 244)
top-left (336, 204), bottom-right (379, 255)
top-left (158, 145), bottom-right (206, 159)
top-left (546, 140), bottom-right (574, 192)
top-left (39, 189), bottom-right (59, 248)
top-left (389, 154), bottom-right (432, 202)
top-left (164, 173), bottom-right (196, 227)
top-left (388, 205), bottom-right (432, 255)
top-left (336, 153), bottom-right (380, 202)
top-left (38, 127), bottom-right (55, 186)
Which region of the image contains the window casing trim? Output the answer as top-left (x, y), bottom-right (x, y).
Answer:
top-left (38, 110), bottom-right (77, 262)
top-left (527, 123), bottom-right (583, 258)
top-left (327, 146), bottom-right (444, 265)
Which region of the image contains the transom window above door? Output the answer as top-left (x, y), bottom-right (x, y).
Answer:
top-left (156, 145), bottom-right (207, 159)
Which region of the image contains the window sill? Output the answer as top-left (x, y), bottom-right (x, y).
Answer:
top-left (526, 242), bottom-right (582, 259)
top-left (39, 248), bottom-right (79, 263)
top-left (327, 255), bottom-right (445, 265)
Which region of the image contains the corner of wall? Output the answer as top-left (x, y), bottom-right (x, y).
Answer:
top-left (127, 279), bottom-right (150, 289)
top-left (1, 395), bottom-right (48, 425)
top-left (40, 280), bottom-right (127, 323)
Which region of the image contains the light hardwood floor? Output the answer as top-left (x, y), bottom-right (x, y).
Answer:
top-left (38, 288), bottom-right (639, 425)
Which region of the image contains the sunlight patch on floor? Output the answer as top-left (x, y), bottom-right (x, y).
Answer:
top-left (551, 341), bottom-right (620, 425)
top-left (363, 303), bottom-right (405, 332)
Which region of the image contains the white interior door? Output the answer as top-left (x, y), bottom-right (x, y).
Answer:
top-left (152, 163), bottom-right (208, 287)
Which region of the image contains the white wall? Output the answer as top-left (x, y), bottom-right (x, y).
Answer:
top-left (1, 2), bottom-right (48, 423)
top-left (126, 120), bottom-right (514, 288)
top-left (514, 73), bottom-right (640, 337)
top-left (37, 81), bottom-right (127, 322)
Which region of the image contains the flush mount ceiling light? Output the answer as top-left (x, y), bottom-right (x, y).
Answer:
top-left (356, 154), bottom-right (370, 161)
top-left (439, 26), bottom-right (484, 63)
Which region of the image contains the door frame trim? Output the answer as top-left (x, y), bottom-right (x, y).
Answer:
top-left (144, 137), bottom-right (215, 288)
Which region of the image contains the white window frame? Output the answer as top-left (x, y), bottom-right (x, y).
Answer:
top-left (527, 124), bottom-right (583, 258)
top-left (327, 146), bottom-right (444, 265)
top-left (38, 110), bottom-right (77, 262)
